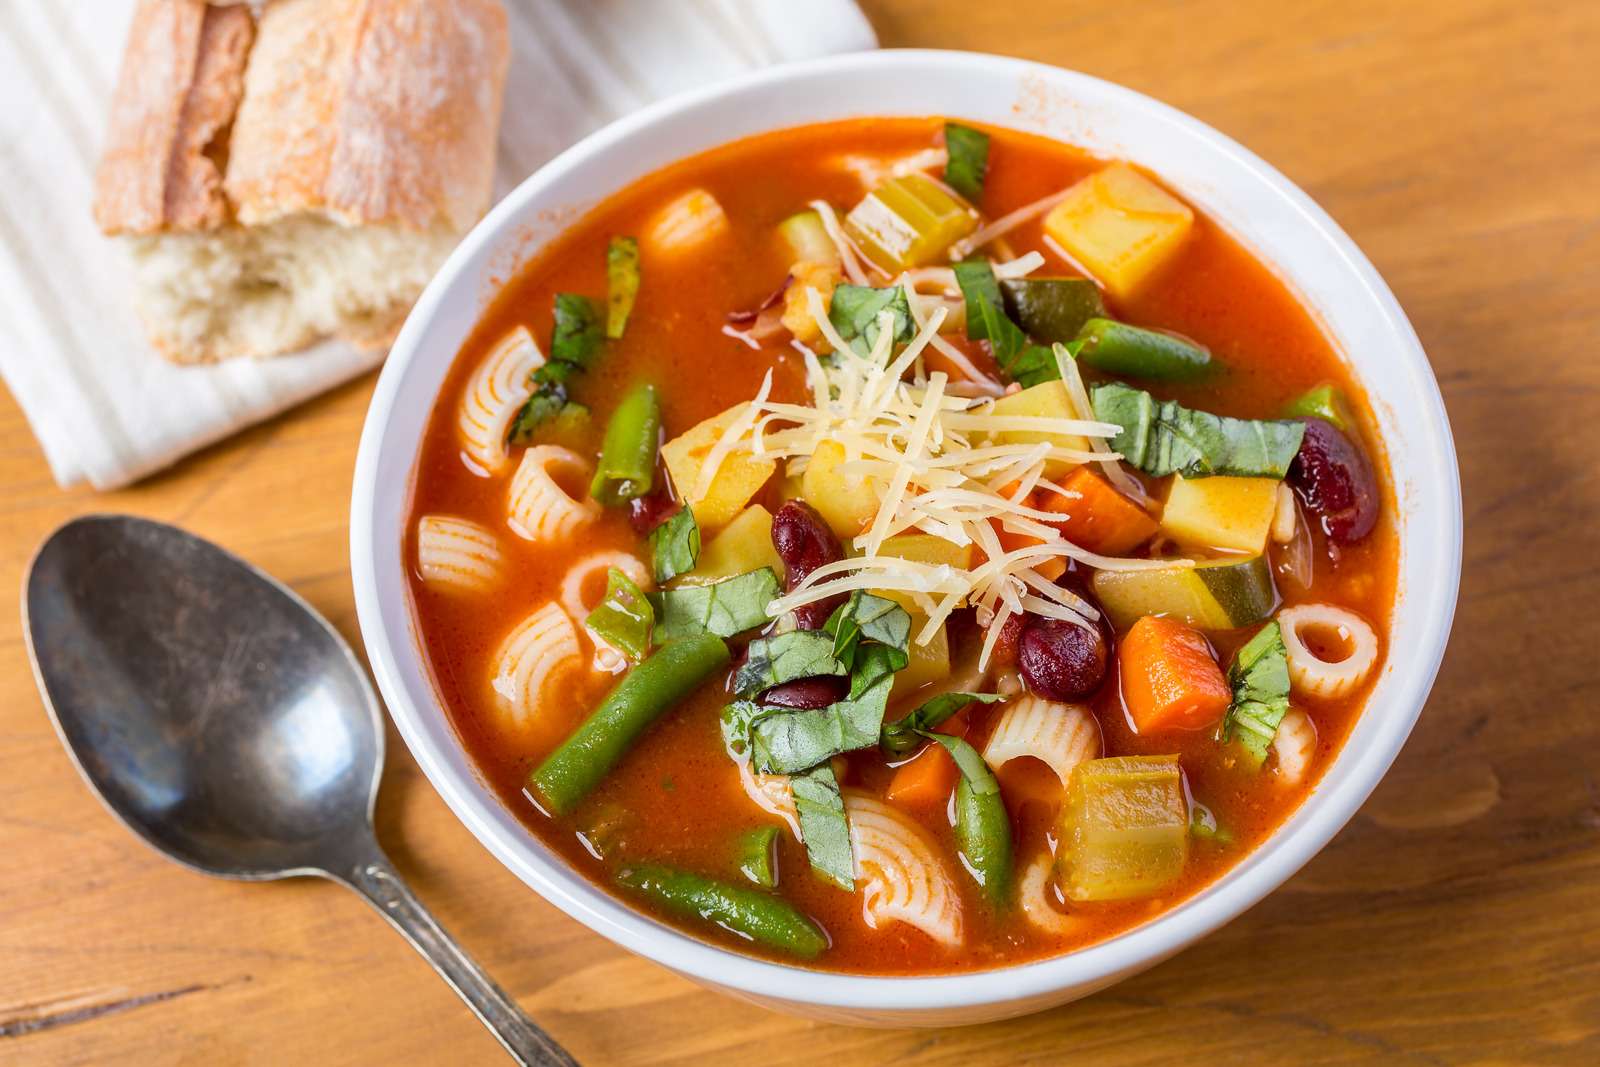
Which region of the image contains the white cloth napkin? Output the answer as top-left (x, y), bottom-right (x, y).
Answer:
top-left (0, 0), bottom-right (876, 490)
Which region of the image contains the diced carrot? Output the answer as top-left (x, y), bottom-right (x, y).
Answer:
top-left (990, 480), bottom-right (1066, 580)
top-left (1119, 615), bottom-right (1231, 732)
top-left (885, 711), bottom-right (968, 808)
top-left (1037, 467), bottom-right (1159, 556)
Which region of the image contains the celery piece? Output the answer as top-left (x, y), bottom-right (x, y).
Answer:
top-left (778, 210), bottom-right (839, 266)
top-left (736, 825), bottom-right (781, 888)
top-left (843, 173), bottom-right (977, 272)
top-left (1059, 755), bottom-right (1189, 901)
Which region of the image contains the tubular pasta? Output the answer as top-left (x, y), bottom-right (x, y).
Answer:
top-left (488, 603), bottom-right (584, 733)
top-left (1278, 603), bottom-right (1379, 699)
top-left (1272, 708), bottom-right (1318, 785)
top-left (507, 445), bottom-right (601, 543)
top-left (982, 696), bottom-right (1101, 790)
top-left (416, 515), bottom-right (504, 594)
top-left (458, 325), bottom-right (542, 475)
top-left (846, 793), bottom-right (962, 948)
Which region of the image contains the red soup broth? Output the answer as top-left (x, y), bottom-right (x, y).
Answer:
top-left (405, 118), bottom-right (1398, 975)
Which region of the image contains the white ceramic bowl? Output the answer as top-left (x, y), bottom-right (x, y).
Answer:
top-left (351, 50), bottom-right (1461, 1027)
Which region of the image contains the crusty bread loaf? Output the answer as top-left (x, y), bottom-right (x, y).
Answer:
top-left (93, 0), bottom-right (509, 364)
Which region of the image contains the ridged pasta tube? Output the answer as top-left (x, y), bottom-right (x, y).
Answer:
top-left (507, 445), bottom-right (601, 543)
top-left (739, 762), bottom-right (801, 841)
top-left (1278, 603), bottom-right (1379, 699)
top-left (489, 603), bottom-right (583, 732)
top-left (1272, 708), bottom-right (1318, 785)
top-left (457, 325), bottom-right (542, 475)
top-left (982, 696), bottom-right (1101, 789)
top-left (1017, 854), bottom-right (1076, 935)
top-left (415, 515), bottom-right (505, 594)
top-left (846, 793), bottom-right (963, 947)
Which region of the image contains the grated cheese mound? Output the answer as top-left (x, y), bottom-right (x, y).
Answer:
top-left (703, 287), bottom-right (1186, 666)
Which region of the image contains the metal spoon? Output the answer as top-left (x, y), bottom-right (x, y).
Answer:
top-left (23, 514), bottom-right (578, 1067)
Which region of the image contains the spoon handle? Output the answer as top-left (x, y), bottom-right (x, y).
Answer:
top-left (340, 843), bottom-right (580, 1067)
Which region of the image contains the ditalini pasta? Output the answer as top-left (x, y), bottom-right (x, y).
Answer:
top-left (458, 325), bottom-right (542, 475)
top-left (489, 603), bottom-right (584, 733)
top-left (982, 696), bottom-right (1101, 789)
top-left (1278, 603), bottom-right (1380, 699)
top-left (404, 117), bottom-right (1397, 975)
top-left (416, 515), bottom-right (505, 594)
top-left (507, 446), bottom-right (602, 543)
top-left (1272, 709), bottom-right (1318, 785)
top-left (847, 794), bottom-right (962, 947)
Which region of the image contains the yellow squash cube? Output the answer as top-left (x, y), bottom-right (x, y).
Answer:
top-left (661, 405), bottom-right (776, 532)
top-left (1044, 164), bottom-right (1194, 302)
top-left (983, 380), bottom-right (1089, 478)
top-left (801, 440), bottom-right (880, 539)
top-left (678, 505), bottom-right (781, 586)
top-left (1160, 474), bottom-right (1279, 555)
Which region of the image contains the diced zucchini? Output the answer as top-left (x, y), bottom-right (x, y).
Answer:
top-left (677, 505), bottom-right (781, 587)
top-left (981, 379), bottom-right (1089, 478)
top-left (1059, 755), bottom-right (1189, 901)
top-left (1092, 556), bottom-right (1276, 631)
top-left (1160, 475), bottom-right (1280, 555)
top-left (661, 405), bottom-right (776, 532)
top-left (844, 173), bottom-right (978, 272)
top-left (1284, 383), bottom-right (1355, 433)
top-left (778, 210), bottom-right (840, 267)
top-left (1043, 164), bottom-right (1194, 302)
top-left (801, 440), bottom-right (880, 539)
top-left (999, 278), bottom-right (1105, 343)
top-left (879, 534), bottom-right (976, 571)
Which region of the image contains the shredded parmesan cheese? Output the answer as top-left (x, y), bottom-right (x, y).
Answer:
top-left (951, 189), bottom-right (1073, 260)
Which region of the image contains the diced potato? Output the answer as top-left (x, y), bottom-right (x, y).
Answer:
top-left (878, 534), bottom-right (975, 571)
top-left (781, 259), bottom-right (842, 348)
top-left (892, 615), bottom-right (951, 697)
top-left (801, 440), bottom-right (879, 539)
top-left (661, 405), bottom-right (776, 532)
top-left (982, 380), bottom-right (1089, 478)
top-left (1161, 475), bottom-right (1279, 555)
top-left (1058, 755), bottom-right (1189, 901)
top-left (1092, 556), bottom-right (1276, 631)
top-left (677, 506), bottom-right (780, 587)
top-left (1043, 164), bottom-right (1194, 302)
top-left (844, 173), bottom-right (978, 272)
top-left (645, 188), bottom-right (729, 258)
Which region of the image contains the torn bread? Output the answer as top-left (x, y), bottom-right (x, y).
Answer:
top-left (93, 0), bottom-right (509, 364)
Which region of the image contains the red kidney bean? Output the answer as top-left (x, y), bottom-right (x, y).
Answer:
top-left (1288, 418), bottom-right (1378, 544)
top-left (1019, 616), bottom-right (1109, 700)
top-left (628, 487), bottom-right (678, 535)
top-left (771, 500), bottom-right (845, 629)
top-left (760, 674), bottom-right (849, 710)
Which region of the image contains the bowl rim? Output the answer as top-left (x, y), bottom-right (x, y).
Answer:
top-left (351, 48), bottom-right (1462, 1011)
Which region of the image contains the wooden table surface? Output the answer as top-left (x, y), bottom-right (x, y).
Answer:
top-left (4, 1), bottom-right (1597, 1063)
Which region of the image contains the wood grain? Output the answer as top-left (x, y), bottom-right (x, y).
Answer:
top-left (3, 0), bottom-right (1597, 1062)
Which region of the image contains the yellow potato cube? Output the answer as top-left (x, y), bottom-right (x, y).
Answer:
top-left (801, 440), bottom-right (880, 539)
top-left (983, 380), bottom-right (1089, 478)
top-left (1044, 164), bottom-right (1194, 302)
top-left (677, 505), bottom-right (781, 587)
top-left (879, 534), bottom-right (976, 571)
top-left (661, 405), bottom-right (776, 532)
top-left (1160, 474), bottom-right (1279, 555)
top-left (892, 616), bottom-right (951, 698)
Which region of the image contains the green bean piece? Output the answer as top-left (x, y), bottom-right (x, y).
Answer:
top-left (589, 382), bottom-right (661, 504)
top-left (528, 634), bottom-right (729, 814)
top-left (617, 864), bottom-right (828, 959)
top-left (1283, 383), bottom-right (1354, 433)
top-left (999, 278), bottom-right (1105, 343)
top-left (735, 826), bottom-right (780, 888)
top-left (606, 236), bottom-right (641, 339)
top-left (1075, 317), bottom-right (1212, 382)
top-left (924, 734), bottom-right (1012, 908)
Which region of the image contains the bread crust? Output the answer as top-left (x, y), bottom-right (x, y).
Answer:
top-left (224, 0), bottom-right (510, 233)
top-left (93, 0), bottom-right (255, 235)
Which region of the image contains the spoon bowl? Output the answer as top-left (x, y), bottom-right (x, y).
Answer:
top-left (24, 515), bottom-right (577, 1067)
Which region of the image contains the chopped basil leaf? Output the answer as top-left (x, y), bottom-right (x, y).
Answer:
top-left (1221, 621), bottom-right (1292, 765)
top-left (748, 643), bottom-right (899, 774)
top-left (824, 590), bottom-right (911, 670)
top-left (953, 260), bottom-right (1003, 340)
top-left (1092, 382), bottom-right (1307, 479)
top-left (943, 122), bottom-right (990, 203)
top-left (828, 284), bottom-right (914, 357)
top-left (584, 567), bottom-right (655, 662)
top-left (880, 691), bottom-right (1006, 757)
top-left (605, 236), bottom-right (640, 340)
top-left (649, 507), bottom-right (700, 584)
top-left (552, 292), bottom-right (603, 368)
top-left (650, 567), bottom-right (779, 641)
top-left (720, 699), bottom-right (764, 760)
top-left (974, 294), bottom-right (1060, 388)
top-left (792, 764), bottom-right (854, 891)
top-left (509, 293), bottom-right (605, 441)
top-left (735, 825), bottom-right (780, 888)
top-left (733, 630), bottom-right (849, 698)
top-left (920, 732), bottom-right (1001, 795)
